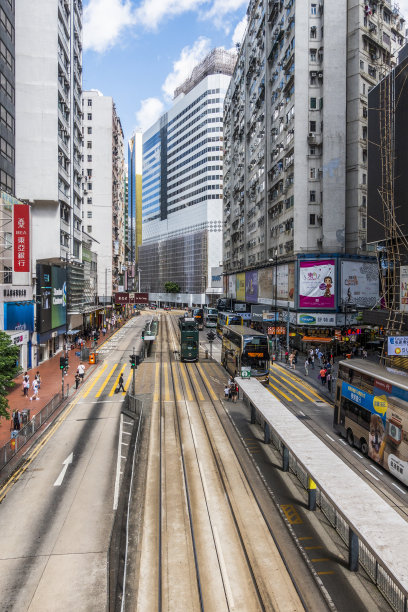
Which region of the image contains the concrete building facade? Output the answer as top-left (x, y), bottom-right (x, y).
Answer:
top-left (0, 0), bottom-right (15, 197)
top-left (82, 90), bottom-right (125, 309)
top-left (222, 0), bottom-right (404, 341)
top-left (139, 48), bottom-right (236, 306)
top-left (127, 130), bottom-right (142, 290)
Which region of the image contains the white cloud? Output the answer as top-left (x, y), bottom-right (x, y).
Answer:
top-left (135, 97), bottom-right (165, 132)
top-left (162, 37), bottom-right (212, 100)
top-left (84, 0), bottom-right (135, 53)
top-left (135, 0), bottom-right (206, 31)
top-left (202, 0), bottom-right (248, 29)
top-left (231, 14), bottom-right (247, 47)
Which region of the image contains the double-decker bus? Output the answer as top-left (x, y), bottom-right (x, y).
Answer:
top-left (216, 311), bottom-right (243, 338)
top-left (221, 325), bottom-right (269, 384)
top-left (333, 359), bottom-right (408, 486)
top-left (179, 317), bottom-right (199, 362)
top-left (192, 308), bottom-right (204, 330)
top-left (204, 307), bottom-right (218, 328)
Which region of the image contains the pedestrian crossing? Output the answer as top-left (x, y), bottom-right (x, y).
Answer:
top-left (267, 363), bottom-right (327, 405)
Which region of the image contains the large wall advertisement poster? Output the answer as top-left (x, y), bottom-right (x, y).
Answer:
top-left (236, 273), bottom-right (245, 301)
top-left (258, 268), bottom-right (273, 302)
top-left (4, 302), bottom-right (35, 331)
top-left (245, 270), bottom-right (258, 303)
top-left (299, 260), bottom-right (335, 309)
top-left (51, 266), bottom-right (67, 328)
top-left (288, 263), bottom-right (295, 303)
top-left (277, 264), bottom-right (288, 299)
top-left (341, 261), bottom-right (379, 308)
top-left (401, 266), bottom-right (408, 312)
top-left (228, 274), bottom-right (236, 299)
top-left (37, 264), bottom-right (52, 333)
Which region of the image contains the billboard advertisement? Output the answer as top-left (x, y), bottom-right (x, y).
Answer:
top-left (37, 264), bottom-right (52, 333)
top-left (297, 313), bottom-right (336, 326)
top-left (341, 260), bottom-right (379, 308)
top-left (388, 337), bottom-right (408, 356)
top-left (236, 273), bottom-right (245, 301)
top-left (401, 266), bottom-right (408, 312)
top-left (299, 260), bottom-right (335, 309)
top-left (228, 274), bottom-right (236, 299)
top-left (245, 270), bottom-right (258, 303)
top-left (4, 302), bottom-right (35, 331)
top-left (211, 267), bottom-right (223, 288)
top-left (258, 268), bottom-right (273, 303)
top-left (51, 266), bottom-right (67, 329)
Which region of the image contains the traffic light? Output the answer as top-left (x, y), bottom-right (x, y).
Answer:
top-left (64, 356), bottom-right (69, 368)
top-left (60, 357), bottom-right (65, 370)
top-left (130, 354), bottom-right (137, 369)
top-left (141, 330), bottom-right (145, 340)
top-left (207, 331), bottom-right (216, 342)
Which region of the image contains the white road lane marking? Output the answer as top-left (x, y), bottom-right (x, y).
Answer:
top-left (54, 452), bottom-right (73, 486)
top-left (298, 410), bottom-right (305, 417)
top-left (325, 434), bottom-right (335, 442)
top-left (371, 465), bottom-right (383, 476)
top-left (392, 482), bottom-right (406, 495)
top-left (113, 414), bottom-right (123, 510)
top-left (123, 431), bottom-right (131, 435)
top-left (353, 450), bottom-right (363, 459)
top-left (339, 439), bottom-right (347, 445)
top-left (365, 469), bottom-right (379, 481)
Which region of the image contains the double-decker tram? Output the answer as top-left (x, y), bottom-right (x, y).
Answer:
top-left (333, 359), bottom-right (408, 486)
top-left (204, 307), bottom-right (218, 328)
top-left (178, 317), bottom-right (199, 362)
top-left (221, 325), bottom-right (269, 384)
top-left (216, 311), bottom-right (243, 338)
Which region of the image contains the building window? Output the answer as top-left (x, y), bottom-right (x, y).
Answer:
top-left (87, 182), bottom-right (92, 190)
top-left (311, 3), bottom-right (317, 15)
top-left (362, 105), bottom-right (367, 118)
top-left (362, 126), bottom-right (367, 140)
top-left (87, 168), bottom-right (92, 177)
top-left (309, 214), bottom-right (316, 225)
top-left (0, 8), bottom-right (14, 42)
top-left (87, 225), bottom-right (92, 233)
top-left (87, 197), bottom-right (92, 205)
top-left (362, 173), bottom-right (367, 185)
top-left (87, 113), bottom-right (92, 120)
top-left (88, 99), bottom-right (92, 106)
top-left (309, 190), bottom-right (316, 202)
top-left (362, 195), bottom-right (367, 207)
top-left (0, 104), bottom-right (14, 133)
top-left (87, 211), bottom-right (92, 218)
top-left (87, 155), bottom-right (92, 162)
top-left (0, 136), bottom-right (14, 163)
top-left (310, 167), bottom-right (316, 179)
top-left (309, 120), bottom-right (316, 132)
top-left (0, 40), bottom-right (13, 71)
top-left (309, 146), bottom-right (316, 155)
top-left (87, 126), bottom-right (92, 134)
top-left (362, 83), bottom-right (366, 95)
top-left (360, 60), bottom-right (364, 70)
top-left (310, 49), bottom-right (317, 62)
top-left (87, 141), bottom-right (92, 149)
top-left (362, 216), bottom-right (366, 229)
top-left (362, 148), bottom-right (367, 162)
top-left (310, 26), bottom-right (317, 39)
top-left (310, 97), bottom-right (317, 109)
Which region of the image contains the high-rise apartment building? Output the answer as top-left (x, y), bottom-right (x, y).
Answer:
top-left (82, 90), bottom-right (125, 311)
top-left (0, 0), bottom-right (15, 196)
top-left (127, 130), bottom-right (142, 290)
top-left (222, 0), bottom-right (404, 336)
top-left (139, 49), bottom-right (236, 305)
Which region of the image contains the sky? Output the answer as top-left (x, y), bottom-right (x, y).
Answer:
top-left (82, 0), bottom-right (248, 142)
top-left (82, 0), bottom-right (408, 144)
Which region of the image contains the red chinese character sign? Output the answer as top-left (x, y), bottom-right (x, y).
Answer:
top-left (13, 204), bottom-right (30, 284)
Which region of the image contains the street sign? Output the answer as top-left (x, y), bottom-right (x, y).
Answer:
top-left (241, 367), bottom-right (251, 378)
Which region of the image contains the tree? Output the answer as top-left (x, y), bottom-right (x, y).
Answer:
top-left (164, 281), bottom-right (181, 293)
top-left (0, 331), bottom-right (20, 420)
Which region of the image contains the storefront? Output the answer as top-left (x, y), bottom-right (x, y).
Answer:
top-left (35, 263), bottom-right (67, 363)
top-left (5, 329), bottom-right (30, 371)
top-left (3, 299), bottom-right (35, 369)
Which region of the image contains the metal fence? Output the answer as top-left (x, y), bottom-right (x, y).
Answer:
top-left (126, 394), bottom-right (144, 419)
top-left (0, 391), bottom-right (65, 471)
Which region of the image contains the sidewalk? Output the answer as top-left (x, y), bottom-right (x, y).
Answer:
top-left (0, 316), bottom-right (135, 448)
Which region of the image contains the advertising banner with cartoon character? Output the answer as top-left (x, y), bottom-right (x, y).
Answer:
top-left (245, 270), bottom-right (258, 303)
top-left (299, 260), bottom-right (335, 309)
top-left (340, 260), bottom-right (379, 307)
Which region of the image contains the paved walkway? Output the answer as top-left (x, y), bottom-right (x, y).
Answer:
top-left (0, 316), bottom-right (136, 448)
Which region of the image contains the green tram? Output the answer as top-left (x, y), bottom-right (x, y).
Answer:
top-left (179, 317), bottom-right (199, 362)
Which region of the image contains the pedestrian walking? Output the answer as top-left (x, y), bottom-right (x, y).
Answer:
top-left (35, 371), bottom-right (41, 389)
top-left (231, 381), bottom-right (238, 403)
top-left (310, 354), bottom-right (315, 369)
top-left (320, 367), bottom-right (327, 385)
top-left (30, 378), bottom-right (39, 400)
top-left (362, 349), bottom-right (367, 359)
top-left (77, 362), bottom-right (85, 382)
top-left (13, 410), bottom-right (20, 431)
top-left (224, 385), bottom-right (230, 400)
top-left (288, 353), bottom-right (293, 368)
top-left (23, 373), bottom-right (29, 397)
top-left (304, 360), bottom-right (309, 376)
top-left (285, 351), bottom-right (289, 364)
top-left (294, 350), bottom-right (298, 365)
top-left (117, 373), bottom-right (125, 393)
top-left (75, 372), bottom-right (80, 390)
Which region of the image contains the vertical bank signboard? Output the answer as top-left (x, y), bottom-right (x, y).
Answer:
top-left (51, 266), bottom-right (67, 329)
top-left (245, 270), bottom-right (258, 303)
top-left (340, 260), bottom-right (379, 307)
top-left (13, 202), bottom-right (30, 285)
top-left (299, 260), bottom-right (335, 309)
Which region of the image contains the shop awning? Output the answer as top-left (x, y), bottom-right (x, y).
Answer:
top-left (302, 336), bottom-right (333, 343)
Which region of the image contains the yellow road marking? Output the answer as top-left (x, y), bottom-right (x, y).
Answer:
top-left (153, 363), bottom-right (160, 402)
top-left (188, 364), bottom-right (204, 401)
top-left (305, 546), bottom-right (323, 550)
top-left (269, 380), bottom-right (292, 402)
top-left (109, 363), bottom-right (127, 397)
top-left (179, 363), bottom-right (193, 401)
top-left (274, 363), bottom-right (324, 401)
top-left (82, 362), bottom-right (108, 398)
top-left (317, 571), bottom-right (335, 575)
top-left (269, 373), bottom-right (304, 401)
top-left (281, 504), bottom-right (303, 524)
top-left (311, 558), bottom-right (330, 563)
top-left (163, 363), bottom-right (170, 401)
top-left (95, 363), bottom-right (118, 398)
top-left (298, 536), bottom-right (313, 541)
top-left (123, 370), bottom-right (133, 394)
top-left (172, 363), bottom-right (182, 401)
top-left (197, 363), bottom-right (218, 401)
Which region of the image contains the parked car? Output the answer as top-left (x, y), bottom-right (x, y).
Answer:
top-left (150, 304), bottom-right (157, 310)
top-left (164, 305), bottom-right (170, 311)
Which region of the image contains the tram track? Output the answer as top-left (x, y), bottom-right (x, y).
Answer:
top-left (165, 313), bottom-right (309, 611)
